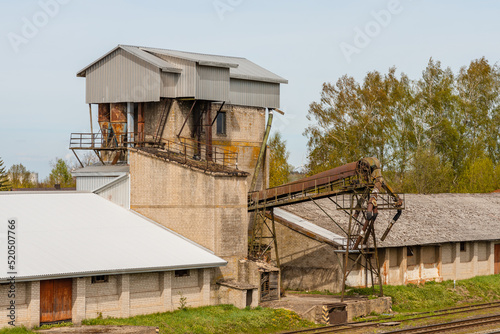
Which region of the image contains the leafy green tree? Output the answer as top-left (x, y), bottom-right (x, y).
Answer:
top-left (8, 163), bottom-right (34, 188)
top-left (269, 132), bottom-right (292, 188)
top-left (456, 156), bottom-right (498, 193)
top-left (0, 158), bottom-right (10, 191)
top-left (304, 57), bottom-right (500, 193)
top-left (401, 148), bottom-right (454, 194)
top-left (46, 158), bottom-right (75, 188)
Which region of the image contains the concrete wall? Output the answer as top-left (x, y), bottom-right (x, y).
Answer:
top-left (130, 150), bottom-right (248, 282)
top-left (273, 223), bottom-right (343, 291)
top-left (0, 269), bottom-right (211, 329)
top-left (0, 281), bottom-right (39, 328)
top-left (143, 100), bottom-right (268, 191)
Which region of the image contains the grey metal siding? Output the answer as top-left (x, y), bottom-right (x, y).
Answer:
top-left (229, 79), bottom-right (280, 108)
top-left (94, 176), bottom-right (130, 209)
top-left (85, 48), bottom-right (161, 103)
top-left (196, 65), bottom-right (229, 101)
top-left (150, 53), bottom-right (196, 98)
top-left (160, 72), bottom-right (178, 98)
top-left (76, 176), bottom-right (118, 192)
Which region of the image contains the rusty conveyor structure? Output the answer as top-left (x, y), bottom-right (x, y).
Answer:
top-left (248, 157), bottom-right (404, 300)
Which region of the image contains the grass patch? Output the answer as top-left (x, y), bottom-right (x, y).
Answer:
top-left (0, 306), bottom-right (317, 334)
top-left (294, 274), bottom-right (500, 314)
top-left (0, 327), bottom-right (33, 334)
top-left (82, 305), bottom-right (318, 334)
top-left (350, 275), bottom-right (500, 312)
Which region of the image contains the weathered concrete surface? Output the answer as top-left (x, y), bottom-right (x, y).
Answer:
top-left (260, 293), bottom-right (391, 323)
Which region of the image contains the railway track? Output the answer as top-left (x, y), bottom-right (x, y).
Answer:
top-left (383, 314), bottom-right (500, 333)
top-left (279, 301), bottom-right (500, 334)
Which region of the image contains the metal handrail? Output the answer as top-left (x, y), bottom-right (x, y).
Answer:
top-left (70, 132), bottom-right (239, 169)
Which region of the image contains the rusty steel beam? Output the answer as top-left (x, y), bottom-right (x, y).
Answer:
top-left (178, 100), bottom-right (197, 138)
top-left (249, 161), bottom-right (359, 206)
top-left (110, 103), bottom-right (127, 146)
top-left (211, 101), bottom-right (225, 126)
top-left (206, 103), bottom-right (213, 162)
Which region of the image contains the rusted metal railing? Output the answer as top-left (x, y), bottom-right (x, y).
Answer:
top-left (160, 138), bottom-right (238, 170)
top-left (70, 132), bottom-right (238, 170)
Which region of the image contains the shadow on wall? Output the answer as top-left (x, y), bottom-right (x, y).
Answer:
top-left (280, 245), bottom-right (342, 292)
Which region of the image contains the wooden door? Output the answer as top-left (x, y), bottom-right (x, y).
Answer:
top-left (495, 244), bottom-right (500, 274)
top-left (40, 279), bottom-right (72, 323)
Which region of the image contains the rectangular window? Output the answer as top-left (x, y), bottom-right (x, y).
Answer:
top-left (216, 111), bottom-right (226, 135)
top-left (407, 246), bottom-right (414, 257)
top-left (175, 269), bottom-right (190, 277)
top-left (460, 242), bottom-right (466, 252)
top-left (91, 275), bottom-right (109, 284)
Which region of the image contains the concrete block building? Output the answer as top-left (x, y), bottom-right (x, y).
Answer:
top-left (0, 192), bottom-right (226, 328)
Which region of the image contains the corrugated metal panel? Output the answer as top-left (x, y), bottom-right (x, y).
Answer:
top-left (72, 165), bottom-right (129, 176)
top-left (76, 176), bottom-right (118, 192)
top-left (152, 53), bottom-right (196, 98)
top-left (94, 175), bottom-right (130, 209)
top-left (160, 72), bottom-right (178, 98)
top-left (85, 48), bottom-right (161, 103)
top-left (196, 65), bottom-right (229, 101)
top-left (77, 46), bottom-right (181, 77)
top-left (141, 47), bottom-right (288, 84)
top-left (0, 192), bottom-right (227, 281)
top-left (229, 78), bottom-right (280, 108)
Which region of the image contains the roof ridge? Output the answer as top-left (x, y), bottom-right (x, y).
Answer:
top-left (119, 44), bottom-right (246, 60)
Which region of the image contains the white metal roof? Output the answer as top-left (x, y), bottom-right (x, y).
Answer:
top-left (72, 164), bottom-right (129, 177)
top-left (0, 192), bottom-right (226, 281)
top-left (274, 208), bottom-right (346, 247)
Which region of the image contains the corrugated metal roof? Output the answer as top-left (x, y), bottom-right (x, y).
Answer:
top-left (0, 192), bottom-right (226, 281)
top-left (77, 46), bottom-right (182, 77)
top-left (139, 46), bottom-right (288, 84)
top-left (72, 165), bottom-right (129, 177)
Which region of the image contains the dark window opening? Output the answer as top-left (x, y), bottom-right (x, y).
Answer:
top-left (216, 112), bottom-right (226, 135)
top-left (175, 269), bottom-right (190, 277)
top-left (407, 246), bottom-right (414, 257)
top-left (91, 275), bottom-right (109, 284)
top-left (460, 242), bottom-right (466, 252)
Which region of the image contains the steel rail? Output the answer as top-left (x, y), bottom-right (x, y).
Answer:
top-left (383, 314), bottom-right (500, 334)
top-left (279, 301), bottom-right (500, 334)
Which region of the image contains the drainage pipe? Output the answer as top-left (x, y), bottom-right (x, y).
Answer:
top-left (250, 109), bottom-right (273, 192)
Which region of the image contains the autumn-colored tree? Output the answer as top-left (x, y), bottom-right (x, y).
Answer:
top-left (269, 132), bottom-right (292, 188)
top-left (0, 158), bottom-right (10, 191)
top-left (8, 163), bottom-right (35, 188)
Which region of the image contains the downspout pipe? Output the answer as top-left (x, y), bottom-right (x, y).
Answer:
top-left (250, 109), bottom-right (273, 192)
top-left (127, 102), bottom-right (134, 162)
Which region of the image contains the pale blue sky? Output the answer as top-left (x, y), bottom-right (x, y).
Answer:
top-left (1, 0), bottom-right (499, 178)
